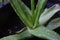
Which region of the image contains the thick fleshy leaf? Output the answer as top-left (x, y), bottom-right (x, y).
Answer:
top-left (10, 0), bottom-right (33, 28)
top-left (39, 4), bottom-right (60, 25)
top-left (0, 0), bottom-right (4, 4)
top-left (17, 0), bottom-right (32, 22)
top-left (31, 0), bottom-right (35, 25)
top-left (0, 29), bottom-right (32, 40)
top-left (28, 26), bottom-right (60, 40)
top-left (47, 18), bottom-right (60, 30)
top-left (33, 0), bottom-right (47, 28)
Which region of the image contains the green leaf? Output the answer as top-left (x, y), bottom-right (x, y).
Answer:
top-left (39, 4), bottom-right (60, 25)
top-left (0, 0), bottom-right (4, 4)
top-left (0, 28), bottom-right (32, 40)
top-left (47, 18), bottom-right (60, 30)
top-left (33, 0), bottom-right (47, 28)
top-left (10, 0), bottom-right (33, 28)
top-left (31, 0), bottom-right (35, 25)
top-left (17, 0), bottom-right (32, 22)
top-left (28, 26), bottom-right (60, 40)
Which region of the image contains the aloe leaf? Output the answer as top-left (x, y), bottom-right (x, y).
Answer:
top-left (28, 26), bottom-right (60, 40)
top-left (0, 0), bottom-right (3, 4)
top-left (39, 4), bottom-right (60, 25)
top-left (31, 0), bottom-right (34, 13)
top-left (31, 0), bottom-right (35, 25)
top-left (0, 28), bottom-right (32, 40)
top-left (10, 0), bottom-right (33, 28)
top-left (33, 0), bottom-right (47, 28)
top-left (17, 0), bottom-right (32, 23)
top-left (47, 18), bottom-right (60, 30)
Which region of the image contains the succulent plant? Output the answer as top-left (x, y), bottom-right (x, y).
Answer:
top-left (0, 0), bottom-right (60, 40)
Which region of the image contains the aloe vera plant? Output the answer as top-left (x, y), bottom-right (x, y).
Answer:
top-left (0, 0), bottom-right (60, 40)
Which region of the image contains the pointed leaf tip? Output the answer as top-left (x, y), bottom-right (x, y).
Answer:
top-left (39, 4), bottom-right (60, 25)
top-left (54, 4), bottom-right (60, 11)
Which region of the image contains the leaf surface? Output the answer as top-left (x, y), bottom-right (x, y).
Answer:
top-left (33, 0), bottom-right (47, 28)
top-left (28, 26), bottom-right (60, 40)
top-left (39, 4), bottom-right (60, 25)
top-left (0, 29), bottom-right (31, 40)
top-left (47, 18), bottom-right (60, 30)
top-left (10, 0), bottom-right (33, 28)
